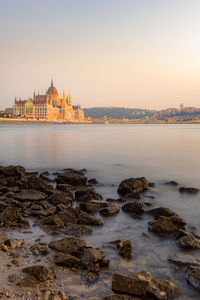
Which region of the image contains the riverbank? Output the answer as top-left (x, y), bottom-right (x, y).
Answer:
top-left (1, 165), bottom-right (200, 299)
top-left (0, 118), bottom-right (93, 125)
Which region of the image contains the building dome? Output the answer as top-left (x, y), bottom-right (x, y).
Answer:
top-left (46, 78), bottom-right (59, 99)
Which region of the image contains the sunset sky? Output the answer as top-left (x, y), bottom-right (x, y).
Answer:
top-left (1, 0), bottom-right (200, 110)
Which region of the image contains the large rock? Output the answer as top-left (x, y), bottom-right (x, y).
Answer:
top-left (41, 215), bottom-right (64, 227)
top-left (26, 176), bottom-right (47, 190)
top-left (55, 172), bottom-right (87, 186)
top-left (179, 187), bottom-right (199, 194)
top-left (169, 253), bottom-right (200, 267)
top-left (22, 265), bottom-right (54, 282)
top-left (54, 253), bottom-right (80, 267)
top-left (186, 266), bottom-right (200, 291)
top-left (0, 165), bottom-right (25, 179)
top-left (56, 183), bottom-right (75, 192)
top-left (0, 206), bottom-right (29, 228)
top-left (77, 210), bottom-right (104, 226)
top-left (49, 237), bottom-right (86, 257)
top-left (122, 201), bottom-right (146, 215)
top-left (177, 235), bottom-right (200, 249)
top-left (117, 177), bottom-right (149, 196)
top-left (48, 192), bottom-right (74, 206)
top-left (148, 216), bottom-right (186, 235)
top-left (118, 240), bottom-right (132, 259)
top-left (112, 272), bottom-right (179, 299)
top-left (81, 247), bottom-right (106, 266)
top-left (15, 189), bottom-right (47, 201)
top-left (147, 207), bottom-right (178, 219)
top-left (75, 187), bottom-right (102, 202)
top-left (79, 202), bottom-right (108, 215)
top-left (100, 204), bottom-right (120, 217)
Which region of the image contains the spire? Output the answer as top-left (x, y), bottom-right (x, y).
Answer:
top-left (33, 90), bottom-right (36, 99)
top-left (51, 77), bottom-right (53, 87)
top-left (62, 89), bottom-right (66, 106)
top-left (68, 88), bottom-right (72, 105)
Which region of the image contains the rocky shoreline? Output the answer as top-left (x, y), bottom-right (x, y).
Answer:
top-left (0, 165), bottom-right (200, 299)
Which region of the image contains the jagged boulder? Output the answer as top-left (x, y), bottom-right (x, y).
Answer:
top-left (15, 189), bottom-right (47, 201)
top-left (0, 206), bottom-right (29, 228)
top-left (177, 235), bottom-right (200, 249)
top-left (75, 187), bottom-right (102, 202)
top-left (169, 253), bottom-right (200, 267)
top-left (112, 271), bottom-right (179, 299)
top-left (100, 204), bottom-right (120, 217)
top-left (148, 216), bottom-right (186, 235)
top-left (22, 265), bottom-right (54, 282)
top-left (79, 202), bottom-right (108, 215)
top-left (147, 207), bottom-right (178, 219)
top-left (118, 240), bottom-right (132, 259)
top-left (48, 192), bottom-right (74, 206)
top-left (49, 237), bottom-right (86, 257)
top-left (122, 201), bottom-right (146, 215)
top-left (186, 266), bottom-right (200, 291)
top-left (179, 187), bottom-right (199, 194)
top-left (55, 172), bottom-right (87, 186)
top-left (103, 296), bottom-right (141, 300)
top-left (54, 253), bottom-right (80, 267)
top-left (117, 177), bottom-right (149, 196)
top-left (0, 165), bottom-right (25, 179)
top-left (81, 247), bottom-right (106, 267)
top-left (26, 176), bottom-right (47, 190)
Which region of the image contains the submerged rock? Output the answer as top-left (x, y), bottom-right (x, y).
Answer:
top-left (88, 178), bottom-right (98, 185)
top-left (177, 235), bottom-right (200, 249)
top-left (77, 210), bottom-right (104, 226)
top-left (117, 177), bottom-right (149, 196)
top-left (79, 202), bottom-right (108, 215)
top-left (75, 187), bottom-right (102, 202)
top-left (179, 187), bottom-right (199, 194)
top-left (81, 247), bottom-right (106, 267)
top-left (103, 295), bottom-right (141, 300)
top-left (166, 181), bottom-right (178, 186)
top-left (148, 216), bottom-right (186, 235)
top-left (186, 266), bottom-right (200, 291)
top-left (122, 201), bottom-right (146, 215)
top-left (169, 253), bottom-right (200, 267)
top-left (100, 204), bottom-right (120, 217)
top-left (147, 207), bottom-right (178, 219)
top-left (112, 271), bottom-right (179, 299)
top-left (118, 240), bottom-right (132, 259)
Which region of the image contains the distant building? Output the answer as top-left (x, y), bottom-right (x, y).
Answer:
top-left (13, 79), bottom-right (84, 121)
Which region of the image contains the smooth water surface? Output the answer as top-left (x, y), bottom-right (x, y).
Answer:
top-left (1, 124), bottom-right (200, 299)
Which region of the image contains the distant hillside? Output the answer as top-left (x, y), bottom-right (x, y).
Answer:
top-left (83, 107), bottom-right (155, 120)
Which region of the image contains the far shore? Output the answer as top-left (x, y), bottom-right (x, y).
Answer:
top-left (0, 117), bottom-right (200, 125)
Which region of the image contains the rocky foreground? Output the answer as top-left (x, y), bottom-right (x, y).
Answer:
top-left (0, 166), bottom-right (200, 299)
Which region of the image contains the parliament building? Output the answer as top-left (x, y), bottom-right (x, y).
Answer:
top-left (13, 79), bottom-right (84, 121)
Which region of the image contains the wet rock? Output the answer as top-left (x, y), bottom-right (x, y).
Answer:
top-left (147, 207), bottom-right (178, 219)
top-left (122, 201), bottom-right (146, 215)
top-left (65, 223), bottom-right (92, 237)
top-left (54, 253), bottom-right (80, 267)
top-left (166, 181), bottom-right (178, 186)
top-left (15, 189), bottom-right (47, 201)
top-left (88, 178), bottom-right (98, 185)
top-left (8, 273), bottom-right (17, 283)
top-left (0, 206), bottom-right (29, 228)
top-left (17, 275), bottom-right (39, 287)
top-left (30, 243), bottom-right (50, 255)
top-left (41, 215), bottom-right (64, 227)
top-left (78, 210), bottom-right (104, 226)
top-left (117, 177), bottom-right (149, 196)
top-left (49, 237), bottom-right (86, 256)
top-left (59, 207), bottom-right (78, 224)
top-left (103, 296), bottom-right (141, 300)
top-left (81, 247), bottom-right (106, 267)
top-left (0, 165), bottom-right (25, 179)
top-left (39, 173), bottom-right (54, 183)
top-left (169, 253), bottom-right (200, 267)
top-left (112, 271), bottom-right (179, 299)
top-left (186, 265), bottom-right (200, 291)
top-left (118, 240), bottom-right (132, 259)
top-left (48, 191), bottom-right (74, 206)
top-left (179, 187), bottom-right (199, 194)
top-left (177, 235), bottom-right (200, 249)
top-left (56, 183), bottom-right (75, 192)
top-left (106, 198), bottom-right (126, 203)
top-left (75, 187), bottom-right (102, 202)
top-left (79, 202), bottom-right (108, 215)
top-left (4, 238), bottom-right (27, 249)
top-left (148, 216), bottom-right (186, 235)
top-left (26, 175), bottom-right (47, 190)
top-left (22, 265), bottom-right (54, 282)
top-left (25, 171), bottom-right (39, 176)
top-left (100, 204), bottom-right (120, 217)
top-left (55, 172), bottom-right (87, 186)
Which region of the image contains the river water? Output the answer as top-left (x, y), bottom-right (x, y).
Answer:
top-left (1, 124), bottom-right (200, 299)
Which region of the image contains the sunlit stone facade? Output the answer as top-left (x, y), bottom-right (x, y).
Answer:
top-left (13, 79), bottom-right (84, 121)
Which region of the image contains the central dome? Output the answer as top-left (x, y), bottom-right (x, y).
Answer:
top-left (46, 78), bottom-right (59, 99)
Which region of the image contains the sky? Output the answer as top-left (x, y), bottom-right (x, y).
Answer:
top-left (0, 0), bottom-right (200, 110)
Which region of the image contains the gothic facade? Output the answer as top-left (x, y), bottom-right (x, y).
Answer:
top-left (13, 79), bottom-right (84, 121)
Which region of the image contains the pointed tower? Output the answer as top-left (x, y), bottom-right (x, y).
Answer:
top-left (62, 89), bottom-right (66, 106)
top-left (68, 89), bottom-right (72, 106)
top-left (51, 77), bottom-right (53, 87)
top-left (33, 90), bottom-right (36, 99)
